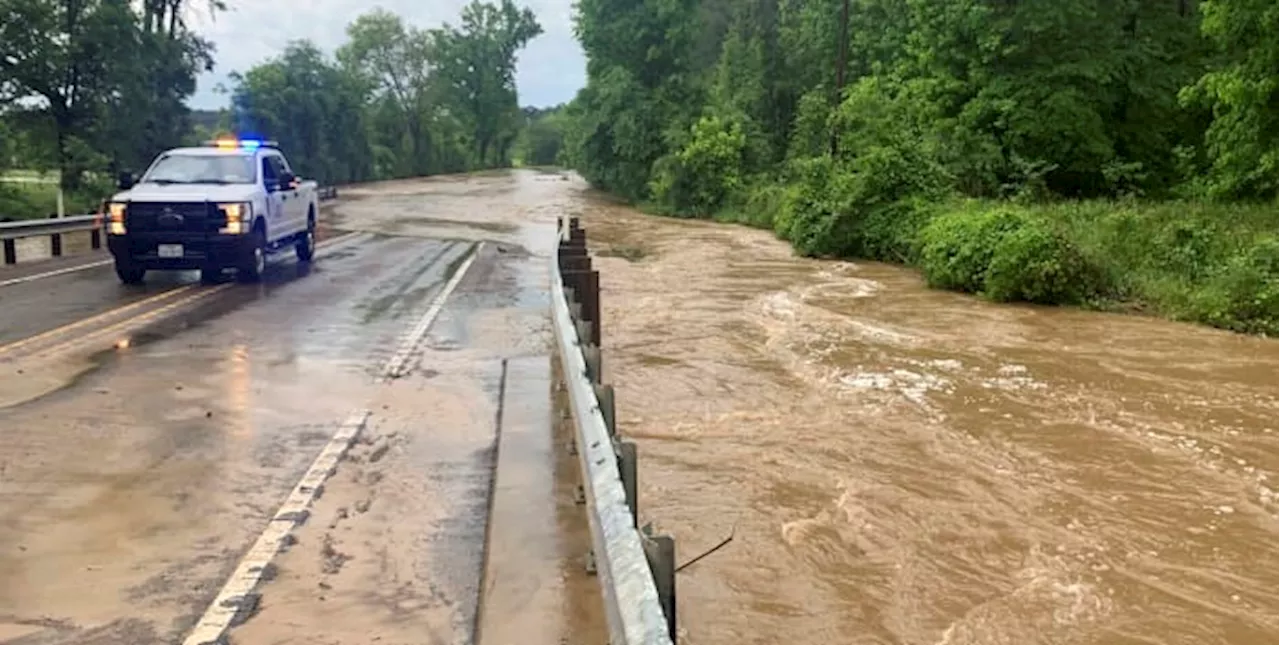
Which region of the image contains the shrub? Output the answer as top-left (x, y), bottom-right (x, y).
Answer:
top-left (715, 177), bottom-right (785, 229)
top-left (986, 218), bottom-right (1100, 304)
top-left (918, 205), bottom-right (1103, 304)
top-left (917, 205), bottom-right (1027, 293)
top-left (1186, 235), bottom-right (1279, 334)
top-left (649, 115), bottom-right (748, 216)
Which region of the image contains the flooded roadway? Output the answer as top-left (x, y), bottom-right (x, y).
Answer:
top-left (577, 192), bottom-right (1278, 645)
top-left (0, 169), bottom-right (1273, 645)
top-left (0, 172), bottom-right (597, 644)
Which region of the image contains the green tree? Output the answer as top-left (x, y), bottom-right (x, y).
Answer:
top-left (434, 0), bottom-right (544, 167)
top-left (0, 0), bottom-right (216, 189)
top-left (1180, 0), bottom-right (1279, 199)
top-left (230, 41), bottom-right (374, 184)
top-left (227, 4), bottom-right (545, 182)
top-left (0, 0), bottom-right (140, 189)
top-left (337, 9), bottom-right (444, 176)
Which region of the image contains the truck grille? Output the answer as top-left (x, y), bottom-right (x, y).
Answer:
top-left (126, 202), bottom-right (219, 234)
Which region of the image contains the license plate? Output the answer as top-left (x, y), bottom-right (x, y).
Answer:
top-left (157, 244), bottom-right (184, 258)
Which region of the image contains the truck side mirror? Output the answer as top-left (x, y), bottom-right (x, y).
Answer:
top-left (277, 172), bottom-right (296, 190)
top-left (117, 172), bottom-right (135, 190)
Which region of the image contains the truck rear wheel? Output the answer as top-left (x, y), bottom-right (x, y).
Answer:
top-left (115, 262), bottom-right (146, 285)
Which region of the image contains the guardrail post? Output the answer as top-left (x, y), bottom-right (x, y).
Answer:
top-left (49, 213), bottom-right (62, 258)
top-left (593, 383), bottom-right (616, 436)
top-left (583, 344), bottom-right (602, 383)
top-left (581, 270), bottom-right (601, 346)
top-left (90, 227), bottom-right (101, 250)
top-left (3, 239), bottom-right (15, 265)
top-left (561, 255), bottom-right (591, 293)
top-left (617, 440), bottom-right (638, 526)
top-left (555, 214), bottom-right (675, 645)
top-left (642, 528), bottom-right (678, 642)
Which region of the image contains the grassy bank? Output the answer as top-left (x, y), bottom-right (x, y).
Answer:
top-left (0, 171), bottom-right (113, 221)
top-left (705, 180), bottom-right (1277, 336)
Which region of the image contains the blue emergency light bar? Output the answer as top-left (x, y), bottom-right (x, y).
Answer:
top-left (203, 138), bottom-right (279, 150)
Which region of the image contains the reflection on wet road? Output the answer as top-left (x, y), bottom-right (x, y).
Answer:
top-left (580, 202), bottom-right (1278, 645)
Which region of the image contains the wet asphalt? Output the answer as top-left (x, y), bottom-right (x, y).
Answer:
top-left (0, 173), bottom-right (598, 645)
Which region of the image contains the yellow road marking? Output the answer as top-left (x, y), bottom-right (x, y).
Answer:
top-left (0, 285), bottom-right (197, 356)
top-left (29, 284), bottom-right (233, 360)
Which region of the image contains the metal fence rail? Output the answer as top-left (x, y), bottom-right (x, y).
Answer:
top-left (551, 215), bottom-right (677, 645)
top-left (0, 186), bottom-right (340, 265)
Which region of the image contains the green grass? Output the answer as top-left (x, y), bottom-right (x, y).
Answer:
top-left (0, 170), bottom-right (114, 220)
top-left (1043, 199), bottom-right (1278, 333)
top-left (0, 169), bottom-right (56, 181)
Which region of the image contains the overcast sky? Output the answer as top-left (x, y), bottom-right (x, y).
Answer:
top-left (186, 0), bottom-right (584, 110)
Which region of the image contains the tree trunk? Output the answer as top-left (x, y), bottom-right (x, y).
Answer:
top-left (54, 111), bottom-right (81, 193)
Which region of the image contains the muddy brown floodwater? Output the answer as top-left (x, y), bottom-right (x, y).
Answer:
top-left (0, 169), bottom-right (1271, 645)
top-left (568, 181), bottom-right (1277, 645)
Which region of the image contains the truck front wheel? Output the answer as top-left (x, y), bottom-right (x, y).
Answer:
top-left (115, 261), bottom-right (146, 285)
top-left (295, 218), bottom-right (315, 262)
top-left (237, 228), bottom-right (267, 283)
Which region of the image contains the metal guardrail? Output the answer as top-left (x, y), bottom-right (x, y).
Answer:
top-left (551, 215), bottom-right (677, 645)
top-left (0, 186), bottom-right (341, 265)
top-left (0, 214), bottom-right (100, 240)
top-left (0, 214), bottom-right (104, 263)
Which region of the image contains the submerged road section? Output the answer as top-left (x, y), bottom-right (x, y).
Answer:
top-left (0, 171), bottom-right (598, 644)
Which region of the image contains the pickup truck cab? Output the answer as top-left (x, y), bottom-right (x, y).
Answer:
top-left (104, 138), bottom-right (319, 284)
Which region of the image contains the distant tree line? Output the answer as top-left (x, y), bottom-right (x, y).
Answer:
top-left (0, 1), bottom-right (544, 215)
top-left (225, 3), bottom-right (542, 185)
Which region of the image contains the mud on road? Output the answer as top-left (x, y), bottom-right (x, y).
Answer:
top-left (0, 171), bottom-right (599, 645)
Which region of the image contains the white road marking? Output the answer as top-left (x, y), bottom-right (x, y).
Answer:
top-left (0, 229), bottom-right (365, 289)
top-left (182, 410), bottom-right (371, 645)
top-left (381, 242), bottom-right (483, 381)
top-left (181, 239), bottom-right (483, 645)
top-left (0, 259), bottom-right (113, 288)
top-left (314, 230), bottom-right (367, 252)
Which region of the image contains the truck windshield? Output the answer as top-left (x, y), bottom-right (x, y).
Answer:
top-left (142, 153), bottom-right (256, 185)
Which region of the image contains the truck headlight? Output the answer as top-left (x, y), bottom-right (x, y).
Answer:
top-left (106, 203), bottom-right (127, 235)
top-left (217, 202), bottom-right (252, 234)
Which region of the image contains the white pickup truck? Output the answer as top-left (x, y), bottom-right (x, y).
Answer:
top-left (104, 138), bottom-right (319, 284)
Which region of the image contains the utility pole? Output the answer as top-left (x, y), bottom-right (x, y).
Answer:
top-left (829, 0), bottom-right (851, 157)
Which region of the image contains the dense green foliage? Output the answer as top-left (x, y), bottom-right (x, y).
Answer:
top-left (0, 0), bottom-right (217, 218)
top-left (1, 2), bottom-right (543, 217)
top-left (563, 0), bottom-right (1278, 334)
top-left (511, 105), bottom-right (569, 166)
